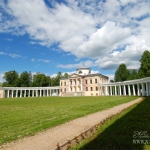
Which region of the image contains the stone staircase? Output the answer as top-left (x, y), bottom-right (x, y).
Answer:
top-left (61, 92), bottom-right (83, 97)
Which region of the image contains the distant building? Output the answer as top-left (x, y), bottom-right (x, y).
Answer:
top-left (60, 68), bottom-right (109, 96)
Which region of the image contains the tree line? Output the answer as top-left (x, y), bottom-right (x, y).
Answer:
top-left (2, 71), bottom-right (68, 87)
top-left (114, 50), bottom-right (150, 82)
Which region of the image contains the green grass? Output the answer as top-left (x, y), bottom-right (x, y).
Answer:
top-left (70, 97), bottom-right (150, 150)
top-left (0, 96), bottom-right (138, 145)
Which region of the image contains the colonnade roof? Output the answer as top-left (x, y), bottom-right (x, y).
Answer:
top-left (0, 86), bottom-right (60, 90)
top-left (101, 77), bottom-right (150, 86)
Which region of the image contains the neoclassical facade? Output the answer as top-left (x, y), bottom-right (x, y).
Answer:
top-left (60, 68), bottom-right (109, 96)
top-left (0, 68), bottom-right (150, 98)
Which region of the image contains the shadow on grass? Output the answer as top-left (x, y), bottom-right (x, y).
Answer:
top-left (79, 97), bottom-right (150, 150)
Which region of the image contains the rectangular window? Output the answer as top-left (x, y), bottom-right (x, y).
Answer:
top-left (86, 87), bottom-right (88, 91)
top-left (96, 87), bottom-right (98, 91)
top-left (64, 82), bottom-right (66, 86)
top-left (95, 79), bottom-right (97, 83)
top-left (85, 80), bottom-right (87, 84)
top-left (91, 87), bottom-right (93, 91)
top-left (90, 79), bottom-right (92, 84)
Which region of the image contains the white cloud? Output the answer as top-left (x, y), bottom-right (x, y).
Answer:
top-left (0, 73), bottom-right (4, 83)
top-left (0, 51), bottom-right (23, 58)
top-left (31, 58), bottom-right (50, 63)
top-left (76, 21), bottom-right (130, 58)
top-left (0, 0), bottom-right (150, 71)
top-left (57, 60), bottom-right (96, 69)
top-left (37, 59), bottom-right (50, 63)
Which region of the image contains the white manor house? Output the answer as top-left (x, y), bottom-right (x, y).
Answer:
top-left (0, 68), bottom-right (150, 98)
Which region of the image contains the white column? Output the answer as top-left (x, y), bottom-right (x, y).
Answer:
top-left (47, 89), bottom-right (48, 96)
top-left (36, 90), bottom-right (38, 97)
top-left (20, 90), bottom-right (22, 97)
top-left (69, 79), bottom-right (70, 92)
top-left (128, 85), bottom-right (131, 96)
top-left (43, 90), bottom-right (45, 96)
top-left (137, 84), bottom-right (140, 96)
top-left (105, 86), bottom-right (108, 96)
top-left (40, 90), bottom-right (42, 97)
top-left (32, 90), bottom-right (34, 97)
top-left (24, 90), bottom-right (26, 97)
top-left (12, 90), bottom-right (14, 98)
top-left (16, 90), bottom-right (18, 97)
top-left (119, 86), bottom-right (122, 95)
top-left (81, 78), bottom-right (82, 92)
top-left (133, 84), bottom-right (135, 96)
top-left (123, 85), bottom-right (126, 96)
top-left (110, 86), bottom-right (112, 96)
top-left (146, 82), bottom-right (149, 96)
top-left (142, 83), bottom-right (145, 96)
top-left (28, 90), bottom-right (30, 97)
top-left (115, 86), bottom-right (117, 96)
top-left (7, 90), bottom-right (10, 98)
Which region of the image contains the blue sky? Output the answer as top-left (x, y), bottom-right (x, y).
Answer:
top-left (0, 0), bottom-right (150, 83)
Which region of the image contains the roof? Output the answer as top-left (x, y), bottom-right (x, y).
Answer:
top-left (76, 68), bottom-right (90, 71)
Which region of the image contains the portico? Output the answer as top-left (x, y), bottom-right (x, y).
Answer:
top-left (101, 77), bottom-right (150, 96)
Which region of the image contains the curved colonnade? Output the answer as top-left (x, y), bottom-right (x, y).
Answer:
top-left (101, 77), bottom-right (150, 96)
top-left (0, 87), bottom-right (60, 98)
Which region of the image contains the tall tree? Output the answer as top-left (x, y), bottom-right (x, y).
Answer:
top-left (137, 50), bottom-right (150, 78)
top-left (3, 70), bottom-right (19, 87)
top-left (19, 71), bottom-right (32, 87)
top-left (114, 63), bottom-right (130, 82)
top-left (63, 73), bottom-right (68, 78)
top-left (128, 69), bottom-right (138, 80)
top-left (31, 73), bottom-right (50, 87)
top-left (51, 72), bottom-right (62, 86)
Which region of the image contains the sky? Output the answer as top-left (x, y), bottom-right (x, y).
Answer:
top-left (0, 0), bottom-right (150, 83)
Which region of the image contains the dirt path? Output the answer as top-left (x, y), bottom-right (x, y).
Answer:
top-left (1, 98), bottom-right (143, 150)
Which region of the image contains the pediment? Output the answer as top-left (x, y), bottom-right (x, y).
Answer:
top-left (69, 73), bottom-right (79, 78)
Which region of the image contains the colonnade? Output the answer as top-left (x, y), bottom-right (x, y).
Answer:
top-left (1, 87), bottom-right (60, 98)
top-left (101, 77), bottom-right (150, 96)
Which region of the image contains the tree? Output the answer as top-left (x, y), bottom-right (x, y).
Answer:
top-left (128, 69), bottom-right (138, 80)
top-left (31, 73), bottom-right (50, 87)
top-left (114, 63), bottom-right (130, 82)
top-left (51, 72), bottom-right (62, 86)
top-left (137, 50), bottom-right (150, 78)
top-left (3, 70), bottom-right (19, 87)
top-left (63, 73), bottom-right (68, 78)
top-left (19, 71), bottom-right (32, 87)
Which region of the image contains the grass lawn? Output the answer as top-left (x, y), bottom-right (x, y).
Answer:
top-left (0, 96), bottom-right (138, 145)
top-left (70, 97), bottom-right (150, 150)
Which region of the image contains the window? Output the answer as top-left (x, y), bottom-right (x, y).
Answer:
top-left (85, 80), bottom-right (88, 84)
top-left (64, 82), bottom-right (66, 86)
top-left (90, 79), bottom-right (92, 84)
top-left (96, 87), bottom-right (98, 91)
top-left (95, 79), bottom-right (97, 83)
top-left (78, 71), bottom-right (82, 74)
top-left (91, 87), bottom-right (93, 91)
top-left (86, 87), bottom-right (88, 91)
top-left (64, 88), bottom-right (66, 92)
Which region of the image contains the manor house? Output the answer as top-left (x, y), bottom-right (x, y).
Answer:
top-left (60, 68), bottom-right (109, 96)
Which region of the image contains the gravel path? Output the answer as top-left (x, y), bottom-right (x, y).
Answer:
top-left (1, 98), bottom-right (143, 150)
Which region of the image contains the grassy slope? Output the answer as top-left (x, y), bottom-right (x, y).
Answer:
top-left (0, 96), bottom-right (138, 145)
top-left (70, 97), bottom-right (150, 150)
